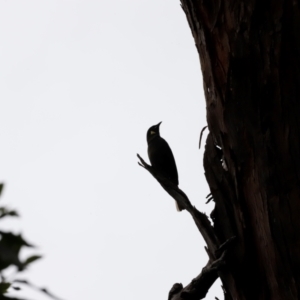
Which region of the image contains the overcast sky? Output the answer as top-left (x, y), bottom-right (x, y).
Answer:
top-left (0, 1), bottom-right (222, 299)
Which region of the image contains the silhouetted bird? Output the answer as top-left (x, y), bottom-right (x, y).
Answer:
top-left (147, 122), bottom-right (184, 211)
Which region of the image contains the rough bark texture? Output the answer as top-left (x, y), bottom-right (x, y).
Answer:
top-left (180, 0), bottom-right (300, 299)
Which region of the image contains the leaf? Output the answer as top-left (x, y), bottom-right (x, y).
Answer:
top-left (40, 287), bottom-right (64, 300)
top-left (14, 279), bottom-right (64, 300)
top-left (0, 282), bottom-right (11, 294)
top-left (0, 184), bottom-right (4, 198)
top-left (13, 279), bottom-right (28, 284)
top-left (0, 296), bottom-right (24, 300)
top-left (22, 255), bottom-right (42, 268)
top-left (0, 232), bottom-right (34, 271)
top-left (0, 207), bottom-right (19, 219)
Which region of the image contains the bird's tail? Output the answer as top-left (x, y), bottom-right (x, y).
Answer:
top-left (175, 201), bottom-right (184, 212)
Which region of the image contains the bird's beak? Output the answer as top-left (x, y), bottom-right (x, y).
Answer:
top-left (156, 121), bottom-right (162, 127)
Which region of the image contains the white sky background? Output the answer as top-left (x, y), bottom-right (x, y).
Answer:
top-left (0, 1), bottom-right (223, 299)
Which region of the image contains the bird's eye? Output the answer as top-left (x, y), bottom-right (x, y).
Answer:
top-left (150, 131), bottom-right (156, 135)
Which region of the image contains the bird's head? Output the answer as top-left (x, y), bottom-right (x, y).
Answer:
top-left (146, 121), bottom-right (162, 143)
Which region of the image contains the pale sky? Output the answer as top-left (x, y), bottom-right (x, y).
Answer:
top-left (0, 1), bottom-right (222, 299)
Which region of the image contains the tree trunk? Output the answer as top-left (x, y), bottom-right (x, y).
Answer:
top-left (181, 0), bottom-right (300, 299)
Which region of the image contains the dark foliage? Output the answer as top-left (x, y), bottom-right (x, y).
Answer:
top-left (0, 183), bottom-right (62, 300)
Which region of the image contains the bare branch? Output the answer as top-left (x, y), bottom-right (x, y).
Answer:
top-left (169, 247), bottom-right (228, 300)
top-left (137, 154), bottom-right (238, 299)
top-left (137, 154), bottom-right (219, 250)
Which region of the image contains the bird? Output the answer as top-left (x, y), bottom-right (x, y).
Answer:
top-left (146, 122), bottom-right (184, 211)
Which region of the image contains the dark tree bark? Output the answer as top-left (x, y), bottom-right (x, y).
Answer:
top-left (179, 0), bottom-right (300, 299)
top-left (139, 1), bottom-right (300, 299)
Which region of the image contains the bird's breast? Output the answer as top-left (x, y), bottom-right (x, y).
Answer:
top-left (147, 137), bottom-right (179, 185)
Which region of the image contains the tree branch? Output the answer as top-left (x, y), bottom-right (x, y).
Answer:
top-left (137, 154), bottom-right (219, 250)
top-left (137, 154), bottom-right (236, 299)
top-left (168, 244), bottom-right (229, 300)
